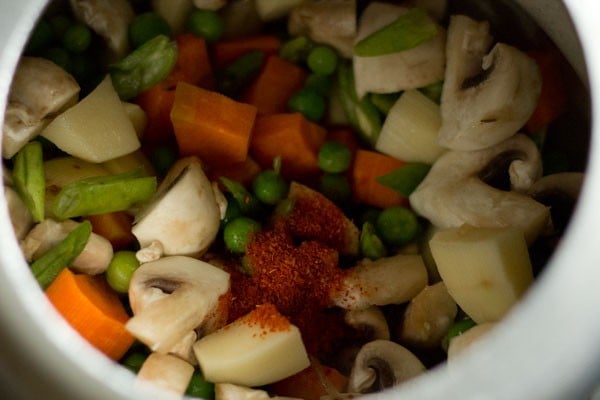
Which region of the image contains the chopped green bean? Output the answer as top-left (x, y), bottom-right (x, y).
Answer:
top-left (354, 8), bottom-right (439, 57)
top-left (220, 177), bottom-right (264, 217)
top-left (279, 36), bottom-right (315, 63)
top-left (51, 168), bottom-right (157, 220)
top-left (217, 50), bottom-right (265, 97)
top-left (12, 141), bottom-right (45, 222)
top-left (376, 162), bottom-right (431, 196)
top-left (360, 222), bottom-right (387, 260)
top-left (419, 80), bottom-right (444, 104)
top-left (370, 92), bottom-right (401, 114)
top-left (447, 317), bottom-right (477, 342)
top-left (186, 370), bottom-right (215, 399)
top-left (109, 35), bottom-right (177, 100)
top-left (304, 73), bottom-right (333, 97)
top-left (31, 221), bottom-right (92, 289)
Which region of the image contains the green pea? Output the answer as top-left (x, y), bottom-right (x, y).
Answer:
top-left (129, 12), bottom-right (172, 48)
top-left (106, 251), bottom-right (140, 293)
top-left (62, 24), bottom-right (92, 53)
top-left (288, 88), bottom-right (326, 121)
top-left (186, 9), bottom-right (224, 43)
top-left (186, 370), bottom-right (215, 399)
top-left (279, 36), bottom-right (315, 63)
top-left (318, 173), bottom-right (351, 204)
top-left (318, 141), bottom-right (352, 173)
top-left (307, 45), bottom-right (339, 75)
top-left (376, 206), bottom-right (419, 247)
top-left (360, 222), bottom-right (387, 260)
top-left (252, 170), bottom-right (288, 205)
top-left (223, 217), bottom-right (260, 254)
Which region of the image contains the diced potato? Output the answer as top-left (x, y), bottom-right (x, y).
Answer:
top-left (42, 76), bottom-right (140, 163)
top-left (122, 101), bottom-right (147, 138)
top-left (101, 150), bottom-right (156, 177)
top-left (193, 307), bottom-right (310, 387)
top-left (375, 90), bottom-right (446, 164)
top-left (429, 225), bottom-right (534, 324)
top-left (255, 0), bottom-right (303, 21)
top-left (152, 0), bottom-right (193, 34)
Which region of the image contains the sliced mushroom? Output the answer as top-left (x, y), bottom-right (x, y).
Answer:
top-left (397, 282), bottom-right (457, 349)
top-left (135, 352), bottom-right (194, 398)
top-left (347, 339), bottom-right (425, 393)
top-left (126, 255), bottom-right (230, 353)
top-left (69, 0), bottom-right (135, 60)
top-left (344, 306), bottom-right (390, 341)
top-left (288, 0), bottom-right (357, 58)
top-left (438, 15), bottom-right (542, 151)
top-left (20, 219), bottom-right (113, 275)
top-left (331, 254), bottom-right (428, 310)
top-left (409, 134), bottom-right (550, 244)
top-left (5, 186), bottom-right (34, 240)
top-left (527, 172), bottom-right (585, 233)
top-left (353, 2), bottom-right (446, 98)
top-left (132, 157), bottom-right (225, 257)
top-left (3, 57), bottom-right (79, 159)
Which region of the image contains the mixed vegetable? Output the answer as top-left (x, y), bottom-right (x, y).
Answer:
top-left (2, 0), bottom-right (586, 398)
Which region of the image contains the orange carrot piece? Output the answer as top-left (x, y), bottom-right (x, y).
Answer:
top-left (270, 363), bottom-right (348, 400)
top-left (211, 35), bottom-right (281, 69)
top-left (170, 82), bottom-right (258, 167)
top-left (46, 268), bottom-right (135, 361)
top-left (165, 34), bottom-right (215, 89)
top-left (242, 55), bottom-right (307, 115)
top-left (136, 85), bottom-right (176, 146)
top-left (83, 211), bottom-right (136, 250)
top-left (525, 48), bottom-right (568, 133)
top-left (351, 149), bottom-right (408, 208)
top-left (250, 113), bottom-right (327, 180)
top-left (208, 155), bottom-right (262, 187)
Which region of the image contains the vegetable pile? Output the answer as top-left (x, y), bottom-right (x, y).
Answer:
top-left (3, 0), bottom-right (586, 399)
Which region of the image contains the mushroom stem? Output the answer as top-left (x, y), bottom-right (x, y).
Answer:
top-left (135, 352), bottom-right (194, 398)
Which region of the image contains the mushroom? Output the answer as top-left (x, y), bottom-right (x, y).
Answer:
top-left (288, 0), bottom-right (357, 58)
top-left (126, 255), bottom-right (230, 354)
top-left (132, 157), bottom-right (225, 257)
top-left (352, 2), bottom-right (446, 98)
top-left (347, 339), bottom-right (425, 393)
top-left (69, 0), bottom-right (135, 61)
top-left (331, 254), bottom-right (428, 310)
top-left (20, 219), bottom-right (113, 275)
top-left (409, 134), bottom-right (550, 245)
top-left (2, 57), bottom-right (79, 159)
top-left (397, 282), bottom-right (457, 349)
top-left (135, 352), bottom-right (194, 398)
top-left (437, 15), bottom-right (542, 151)
top-left (345, 306), bottom-right (390, 341)
top-left (5, 186), bottom-right (34, 240)
top-left (527, 172), bottom-right (585, 234)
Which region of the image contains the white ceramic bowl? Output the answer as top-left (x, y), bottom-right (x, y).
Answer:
top-left (0, 1), bottom-right (599, 399)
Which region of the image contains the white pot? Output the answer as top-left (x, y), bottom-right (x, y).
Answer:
top-left (0, 1), bottom-right (598, 399)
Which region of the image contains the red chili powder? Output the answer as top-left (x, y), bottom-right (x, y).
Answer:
top-left (242, 303), bottom-right (292, 339)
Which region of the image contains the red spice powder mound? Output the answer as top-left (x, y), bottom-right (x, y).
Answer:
top-left (242, 303), bottom-right (292, 338)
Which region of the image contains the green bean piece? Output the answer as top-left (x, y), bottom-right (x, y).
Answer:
top-left (318, 141), bottom-right (352, 173)
top-left (186, 9), bottom-right (225, 43)
top-left (307, 45), bottom-right (339, 76)
top-left (221, 195), bottom-right (243, 229)
top-left (186, 370), bottom-right (215, 399)
top-left (121, 351), bottom-right (148, 373)
top-left (51, 168), bottom-right (157, 220)
top-left (220, 177), bottom-right (264, 217)
top-left (31, 221), bottom-right (92, 289)
top-left (252, 170), bottom-right (288, 205)
top-left (109, 35), bottom-right (177, 100)
top-left (304, 73), bottom-right (333, 97)
top-left (336, 62), bottom-right (382, 146)
top-left (376, 162), bottom-right (431, 197)
top-left (376, 206), bottom-right (419, 247)
top-left (149, 144), bottom-right (179, 177)
top-left (130, 12), bottom-right (172, 48)
top-left (12, 141), bottom-right (45, 222)
top-left (62, 24), bottom-right (92, 53)
top-left (318, 173), bottom-right (351, 205)
top-left (370, 92), bottom-right (401, 114)
top-left (354, 8), bottom-right (439, 57)
top-left (360, 222), bottom-right (387, 260)
top-left (106, 251), bottom-right (140, 294)
top-left (446, 317), bottom-right (477, 342)
top-left (217, 50), bottom-right (265, 97)
top-left (279, 36), bottom-right (315, 63)
top-left (223, 217), bottom-right (261, 254)
top-left (288, 88), bottom-right (326, 121)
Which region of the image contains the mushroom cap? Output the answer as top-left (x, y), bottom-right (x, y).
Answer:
top-left (347, 339), bottom-right (425, 393)
top-left (344, 306), bottom-right (390, 341)
top-left (438, 15), bottom-right (542, 151)
top-left (126, 255), bottom-right (230, 353)
top-left (409, 134), bottom-right (550, 244)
